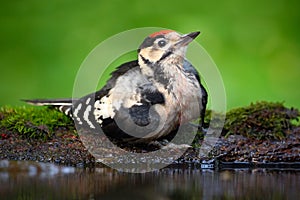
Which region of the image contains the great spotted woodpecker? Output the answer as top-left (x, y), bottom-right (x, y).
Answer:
top-left (25, 30), bottom-right (207, 145)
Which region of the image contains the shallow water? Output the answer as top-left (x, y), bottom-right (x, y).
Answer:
top-left (0, 160), bottom-right (299, 200)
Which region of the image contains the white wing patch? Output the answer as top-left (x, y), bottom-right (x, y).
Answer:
top-left (83, 105), bottom-right (95, 129)
top-left (58, 106), bottom-right (64, 112)
top-left (64, 107), bottom-right (71, 116)
top-left (93, 68), bottom-right (151, 126)
top-left (73, 103), bottom-right (83, 125)
top-left (108, 69), bottom-right (146, 109)
top-left (94, 97), bottom-right (115, 126)
top-left (85, 97), bottom-right (91, 105)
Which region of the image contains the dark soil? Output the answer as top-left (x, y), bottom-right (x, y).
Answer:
top-left (0, 128), bottom-right (98, 168)
top-left (0, 126), bottom-right (299, 168)
top-left (0, 102), bottom-right (299, 168)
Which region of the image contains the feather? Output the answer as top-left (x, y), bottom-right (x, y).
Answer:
top-left (22, 98), bottom-right (74, 117)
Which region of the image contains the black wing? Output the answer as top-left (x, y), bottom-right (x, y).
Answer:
top-left (23, 60), bottom-right (139, 119)
top-left (72, 60), bottom-right (166, 142)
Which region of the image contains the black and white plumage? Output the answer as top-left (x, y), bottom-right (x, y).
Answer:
top-left (24, 30), bottom-right (207, 144)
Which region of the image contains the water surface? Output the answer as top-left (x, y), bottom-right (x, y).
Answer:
top-left (0, 160), bottom-right (299, 199)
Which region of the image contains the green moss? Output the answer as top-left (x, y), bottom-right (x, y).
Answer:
top-left (223, 101), bottom-right (299, 139)
top-left (0, 106), bottom-right (74, 140)
top-left (196, 102), bottom-right (299, 143)
top-left (1, 101), bottom-right (299, 142)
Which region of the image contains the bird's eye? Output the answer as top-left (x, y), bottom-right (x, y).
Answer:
top-left (158, 40), bottom-right (167, 48)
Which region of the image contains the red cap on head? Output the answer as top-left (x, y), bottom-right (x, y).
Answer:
top-left (149, 30), bottom-right (174, 38)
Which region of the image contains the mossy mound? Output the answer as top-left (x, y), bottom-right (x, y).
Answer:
top-left (0, 102), bottom-right (299, 141)
top-left (222, 102), bottom-right (300, 139)
top-left (0, 102), bottom-right (299, 165)
top-left (0, 106), bottom-right (74, 140)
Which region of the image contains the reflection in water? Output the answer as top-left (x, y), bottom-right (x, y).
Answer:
top-left (0, 160), bottom-right (299, 199)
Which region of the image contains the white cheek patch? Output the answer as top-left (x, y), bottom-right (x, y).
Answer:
top-left (140, 48), bottom-right (164, 63)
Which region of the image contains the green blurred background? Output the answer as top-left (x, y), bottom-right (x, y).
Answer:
top-left (1, 0), bottom-right (299, 110)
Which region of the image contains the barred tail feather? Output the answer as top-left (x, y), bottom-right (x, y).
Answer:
top-left (22, 98), bottom-right (75, 118)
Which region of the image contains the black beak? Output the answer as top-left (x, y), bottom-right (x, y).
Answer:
top-left (176, 31), bottom-right (200, 47)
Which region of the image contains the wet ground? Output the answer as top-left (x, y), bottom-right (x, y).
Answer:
top-left (1, 102), bottom-right (299, 169)
top-left (0, 160), bottom-right (299, 199)
top-left (0, 129), bottom-right (96, 167)
top-left (0, 127), bottom-right (299, 169)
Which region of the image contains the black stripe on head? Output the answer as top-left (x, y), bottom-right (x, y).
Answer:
top-left (158, 50), bottom-right (172, 63)
top-left (138, 35), bottom-right (165, 52)
top-left (140, 55), bottom-right (153, 65)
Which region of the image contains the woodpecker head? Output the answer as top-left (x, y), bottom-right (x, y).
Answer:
top-left (138, 30), bottom-right (200, 68)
